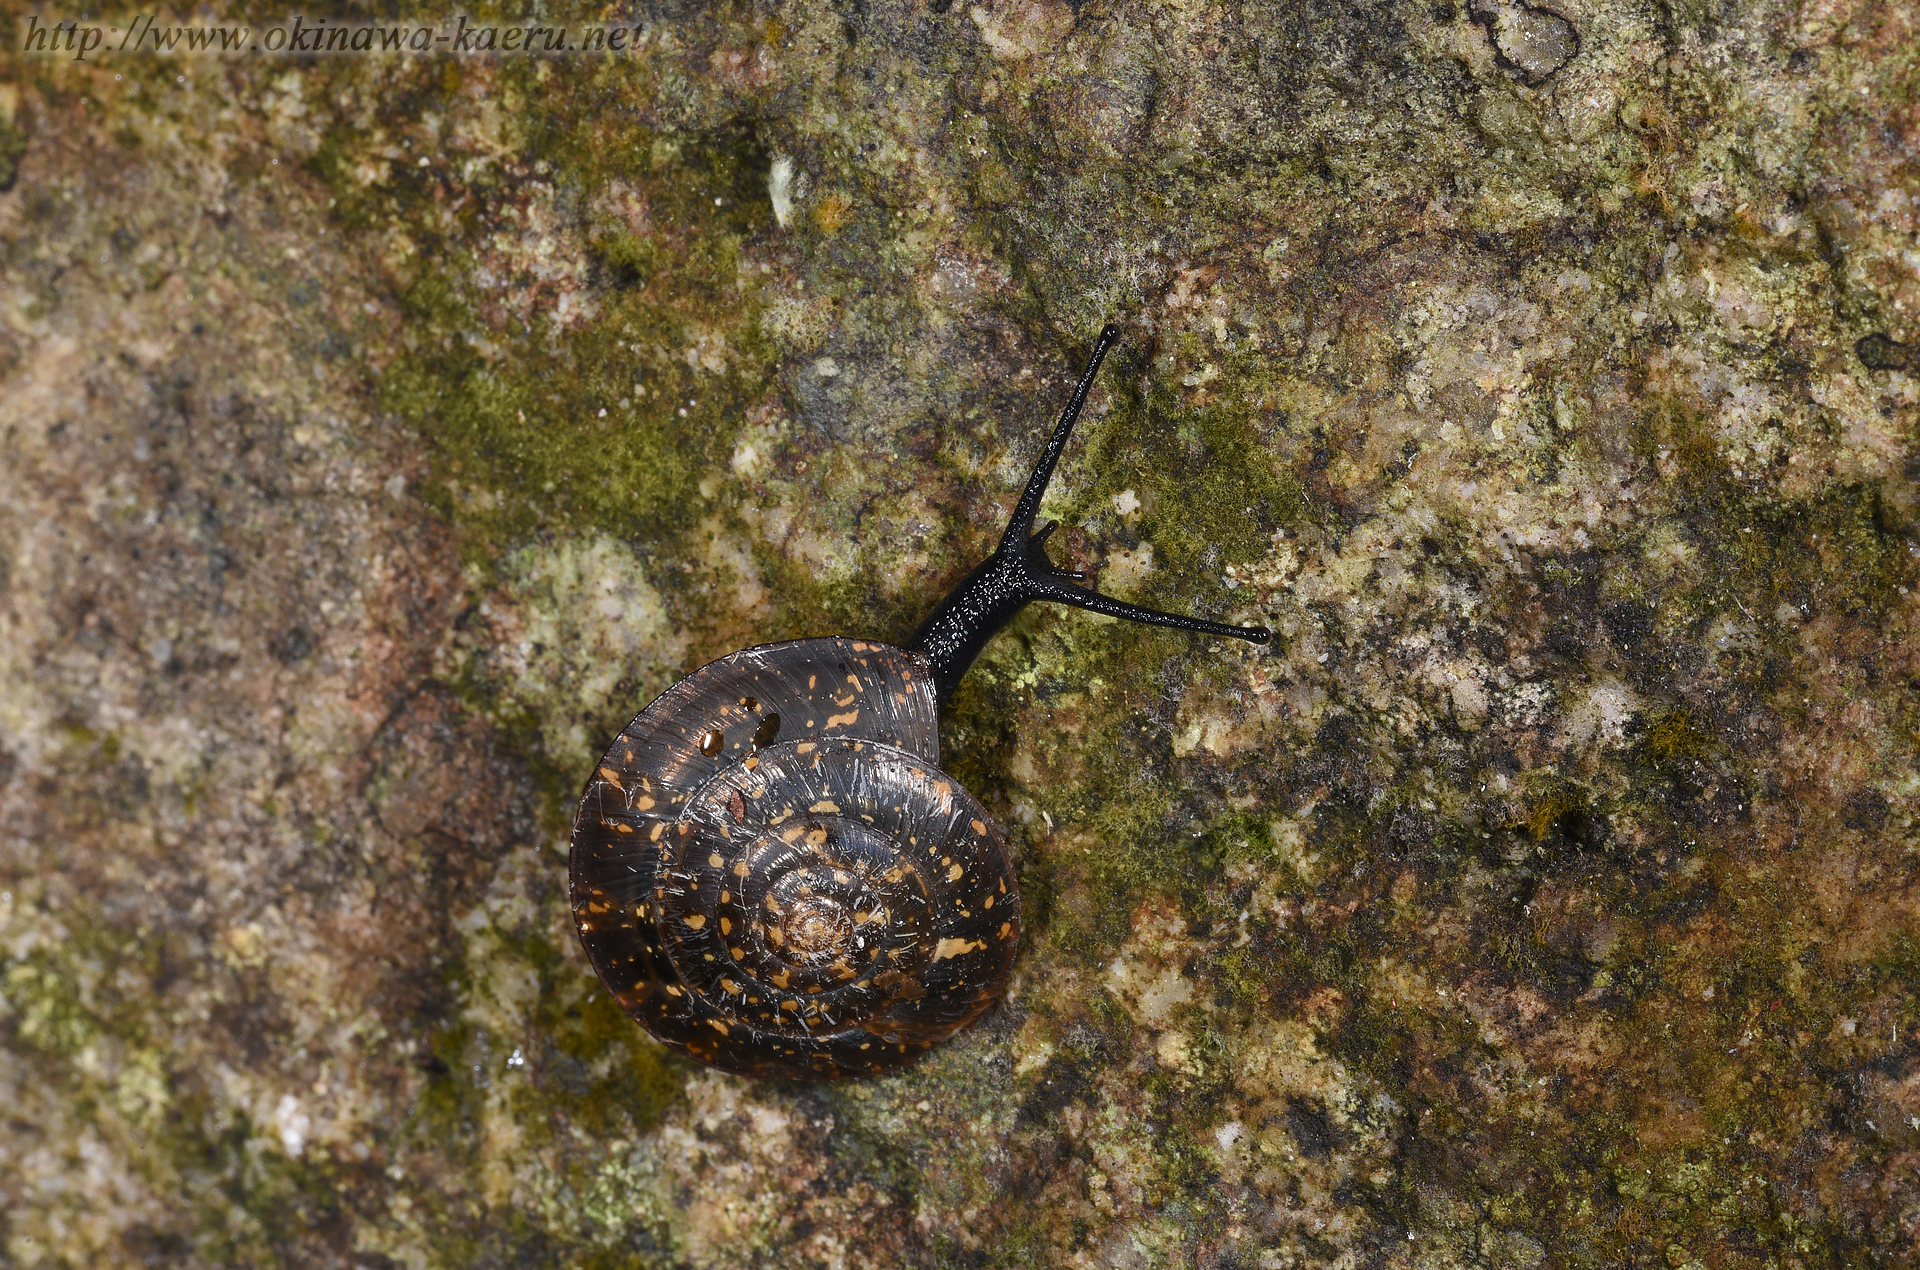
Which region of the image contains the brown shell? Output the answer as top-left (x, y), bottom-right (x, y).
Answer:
top-left (570, 637), bottom-right (1022, 1078)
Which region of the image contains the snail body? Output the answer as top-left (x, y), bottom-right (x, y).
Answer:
top-left (571, 327), bottom-right (1268, 1079)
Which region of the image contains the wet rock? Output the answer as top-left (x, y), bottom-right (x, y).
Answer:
top-left (1470, 0), bottom-right (1581, 84)
top-left (3, 0), bottom-right (1918, 1265)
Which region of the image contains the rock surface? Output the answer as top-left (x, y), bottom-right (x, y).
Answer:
top-left (2, 0), bottom-right (1918, 1265)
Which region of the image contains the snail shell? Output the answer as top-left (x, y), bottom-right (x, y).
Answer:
top-left (571, 326), bottom-right (1266, 1079)
top-left (571, 638), bottom-right (1019, 1078)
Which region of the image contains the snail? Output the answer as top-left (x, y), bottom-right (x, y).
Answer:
top-left (570, 325), bottom-right (1270, 1079)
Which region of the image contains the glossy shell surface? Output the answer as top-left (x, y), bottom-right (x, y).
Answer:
top-left (570, 637), bottom-right (1022, 1078)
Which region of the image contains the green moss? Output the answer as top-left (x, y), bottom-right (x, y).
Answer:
top-left (160, 1101), bottom-right (351, 1266)
top-left (750, 481), bottom-right (923, 641)
top-left (536, 978), bottom-right (687, 1140)
top-left (1123, 363), bottom-right (1318, 577)
top-left (303, 67), bottom-right (788, 829)
top-left (4, 954), bottom-right (100, 1058)
top-left (439, 634), bottom-right (576, 824)
top-left (1521, 782), bottom-right (1589, 843)
top-left (0, 112), bottom-right (26, 192)
top-left (409, 920), bottom-right (686, 1161)
top-left (1208, 945), bottom-right (1281, 1008)
top-left (1638, 385), bottom-right (1908, 627)
top-left (300, 50), bottom-right (777, 569)
top-left (412, 1008), bottom-right (485, 1151)
top-left (0, 918), bottom-right (369, 1264)
top-left (378, 208), bottom-right (770, 559)
top-left (1642, 707), bottom-right (1710, 767)
top-left (1873, 932), bottom-right (1920, 993)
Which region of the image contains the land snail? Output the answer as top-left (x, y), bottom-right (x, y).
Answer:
top-left (570, 325), bottom-right (1270, 1079)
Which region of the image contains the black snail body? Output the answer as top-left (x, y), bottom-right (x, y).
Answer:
top-left (570, 326), bottom-right (1270, 1079)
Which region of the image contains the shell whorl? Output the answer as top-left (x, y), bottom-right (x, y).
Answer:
top-left (570, 637), bottom-right (1021, 1078)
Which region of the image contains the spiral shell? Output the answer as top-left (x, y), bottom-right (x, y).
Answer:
top-left (571, 637), bottom-right (1022, 1078)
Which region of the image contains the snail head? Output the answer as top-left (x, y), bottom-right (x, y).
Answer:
top-left (909, 324), bottom-right (1272, 705)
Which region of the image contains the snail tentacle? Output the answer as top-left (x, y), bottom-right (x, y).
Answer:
top-left (909, 324), bottom-right (1271, 705)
